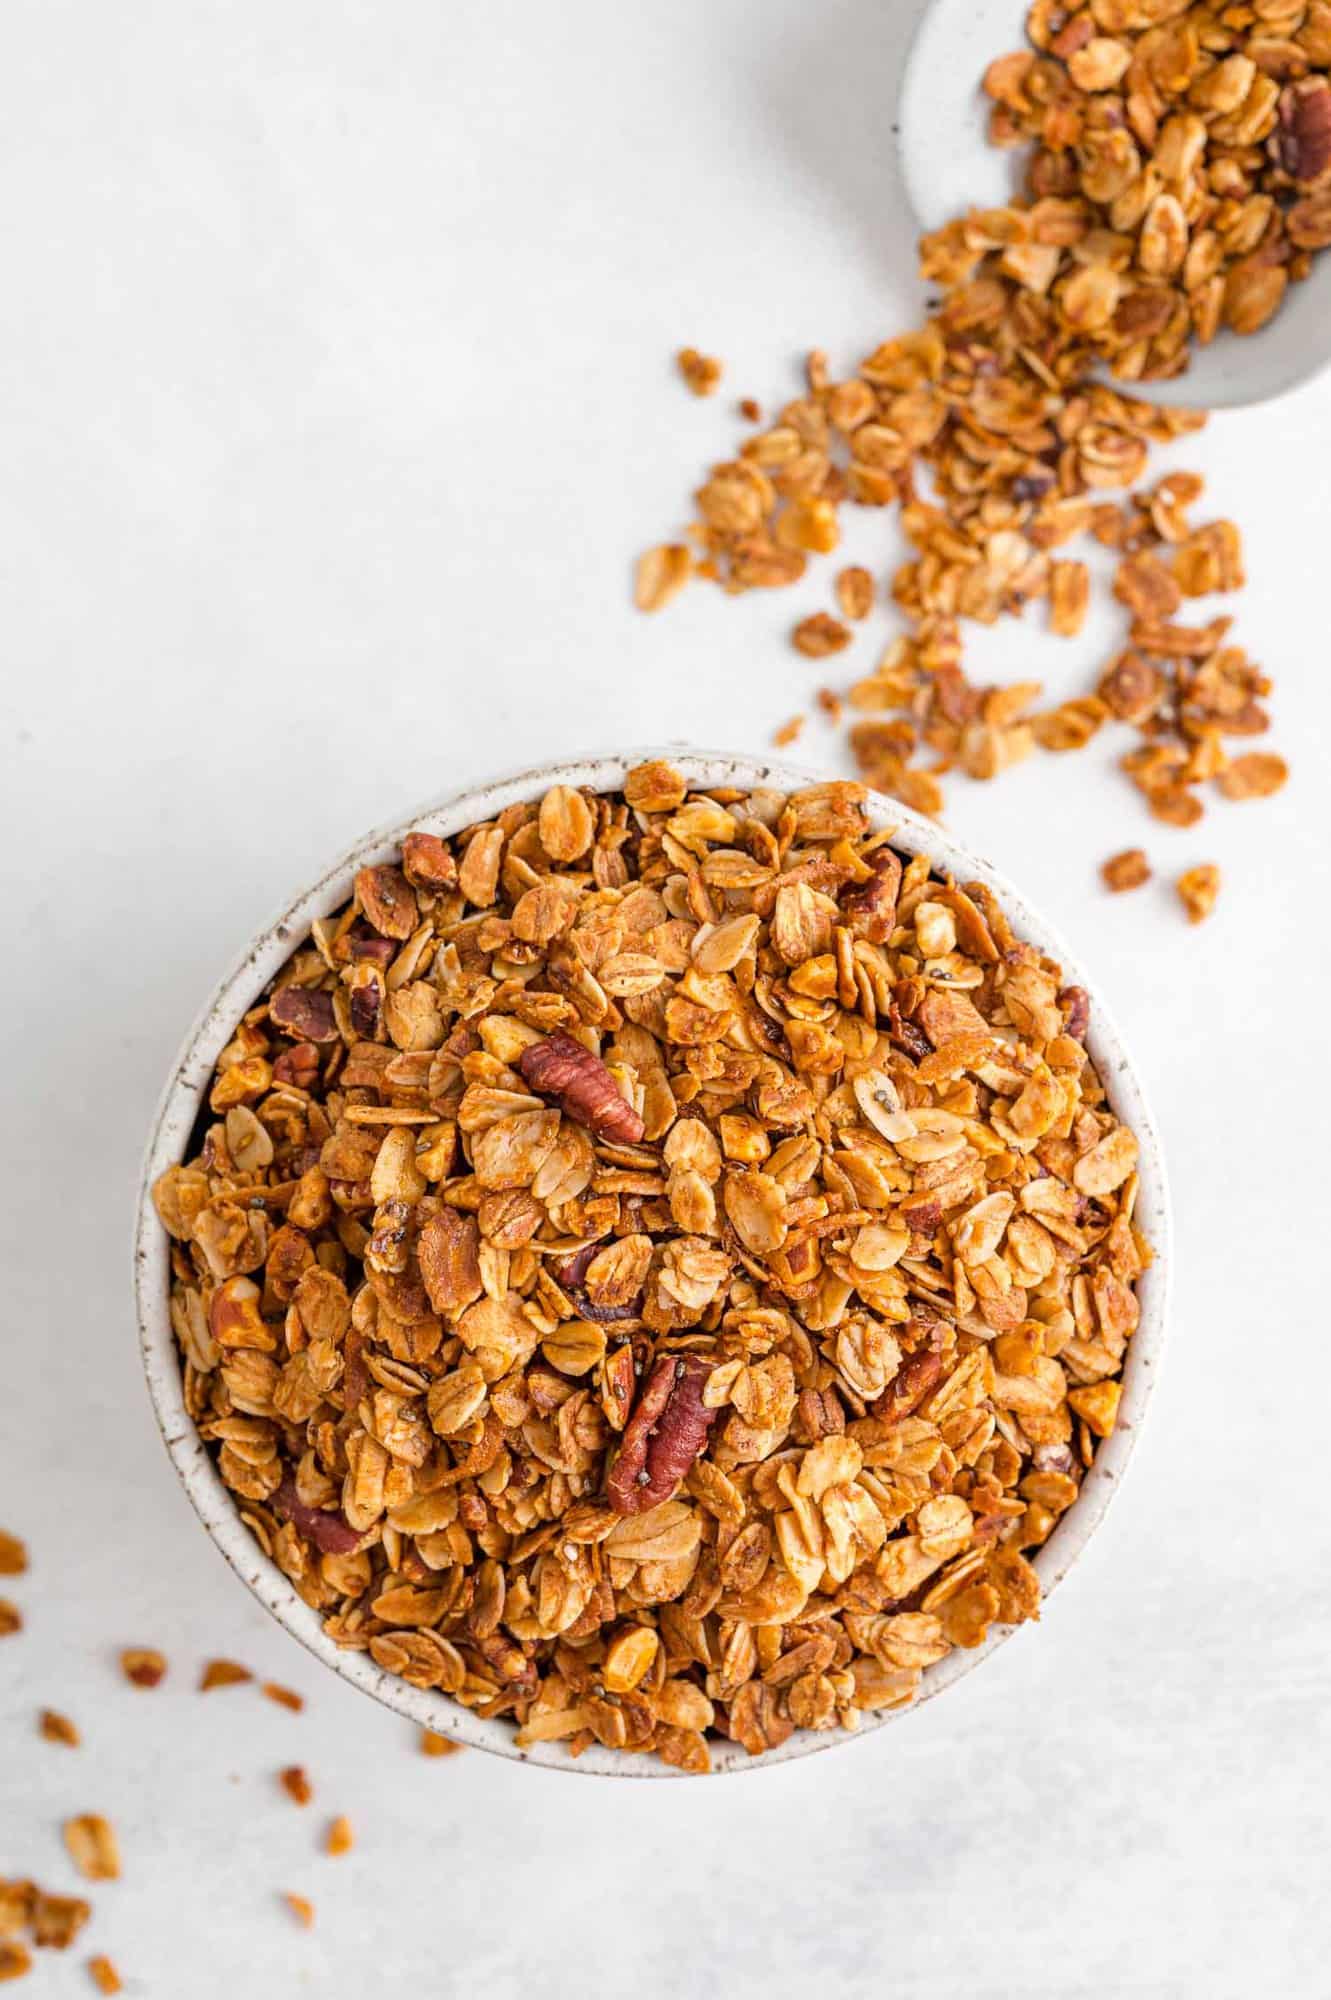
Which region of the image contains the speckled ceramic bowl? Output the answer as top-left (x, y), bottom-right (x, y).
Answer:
top-left (133, 749), bottom-right (1171, 1777)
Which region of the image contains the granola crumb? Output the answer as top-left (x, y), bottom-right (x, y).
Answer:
top-left (261, 1682), bottom-right (304, 1713)
top-left (815, 687), bottom-right (844, 723)
top-left (0, 1602), bottom-right (21, 1638)
top-left (30, 1891), bottom-right (91, 1950)
top-left (282, 1894), bottom-right (314, 1930)
top-left (87, 1956), bottom-right (122, 1995)
top-left (0, 1941), bottom-right (32, 1982)
top-left (279, 1765), bottom-right (313, 1807)
top-left (738, 397), bottom-right (760, 422)
top-left (677, 347), bottom-right (722, 397)
top-left (792, 612), bottom-right (851, 658)
top-left (634, 543), bottom-right (692, 613)
top-left (1101, 849), bottom-right (1151, 894)
top-left (835, 566), bottom-right (876, 622)
top-left (1177, 864), bottom-right (1221, 925)
top-left (39, 1709), bottom-right (79, 1748)
top-left (62, 1818), bottom-right (120, 1884)
top-left (772, 715), bottom-right (804, 748)
top-left (0, 1533), bottom-right (26, 1576)
top-left (419, 1731), bottom-right (462, 1758)
top-left (325, 1815), bottom-right (353, 1857)
top-left (119, 1648), bottom-right (166, 1689)
top-left (199, 1659), bottom-right (252, 1692)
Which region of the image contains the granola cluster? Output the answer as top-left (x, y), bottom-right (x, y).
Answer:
top-left (154, 767), bottom-right (1148, 1771)
top-left (640, 0), bottom-right (1303, 872)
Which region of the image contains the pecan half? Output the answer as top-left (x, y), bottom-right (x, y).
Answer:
top-left (1059, 984), bottom-right (1091, 1040)
top-left (269, 986), bottom-right (337, 1043)
top-left (607, 1353), bottom-right (717, 1514)
top-left (553, 1242), bottom-right (642, 1325)
top-left (401, 831), bottom-right (459, 891)
top-left (272, 1476), bottom-right (362, 1556)
top-left (517, 1031), bottom-right (644, 1144)
top-left (1280, 80), bottom-right (1331, 187)
top-left (355, 864), bottom-right (418, 940)
top-left (839, 849), bottom-right (902, 943)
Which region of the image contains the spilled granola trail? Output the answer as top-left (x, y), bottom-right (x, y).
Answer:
top-left (155, 765), bottom-right (1149, 1770)
top-left (643, 0), bottom-right (1304, 877)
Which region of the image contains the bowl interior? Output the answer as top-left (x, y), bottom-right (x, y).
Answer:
top-left (134, 749), bottom-right (1172, 1777)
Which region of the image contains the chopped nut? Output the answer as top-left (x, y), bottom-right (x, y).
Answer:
top-left (279, 1765), bottom-right (313, 1807)
top-left (119, 1647), bottom-right (166, 1689)
top-left (39, 1709), bottom-right (79, 1748)
top-left (199, 1659), bottom-right (252, 1691)
top-left (62, 1817), bottom-right (120, 1883)
top-left (1101, 849), bottom-right (1151, 893)
top-left (1177, 864), bottom-right (1221, 924)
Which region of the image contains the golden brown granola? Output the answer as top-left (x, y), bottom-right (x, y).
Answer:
top-left (279, 1766), bottom-right (313, 1807)
top-left (1176, 861), bottom-right (1221, 922)
top-left (199, 1658), bottom-right (252, 1691)
top-left (87, 1957), bottom-right (122, 1996)
top-left (645, 4), bottom-right (1299, 859)
top-left (419, 1729), bottom-right (462, 1757)
top-left (118, 1647), bottom-right (166, 1689)
top-left (678, 348), bottom-right (722, 397)
top-left (156, 768), bottom-right (1147, 1770)
top-left (61, 1819), bottom-right (120, 1885)
top-left (1101, 848), bottom-right (1151, 893)
top-left (0, 1533), bottom-right (26, 1576)
top-left (38, 1710), bottom-right (80, 1749)
top-left (0, 1942), bottom-right (31, 1983)
top-left (261, 1682), bottom-right (304, 1713)
top-left (0, 1602), bottom-right (22, 1639)
top-left (325, 1815), bottom-right (353, 1856)
top-left (283, 1894), bottom-right (315, 1929)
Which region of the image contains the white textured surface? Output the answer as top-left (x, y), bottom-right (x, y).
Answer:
top-left (2, 2), bottom-right (1329, 1995)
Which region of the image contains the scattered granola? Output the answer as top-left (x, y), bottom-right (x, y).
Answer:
top-left (261, 1682), bottom-right (304, 1713)
top-left (1101, 849), bottom-right (1151, 894)
top-left (199, 1658), bottom-right (252, 1691)
top-left (38, 1710), bottom-right (79, 1748)
top-left (0, 1943), bottom-right (31, 1982)
top-left (119, 1647), bottom-right (166, 1689)
top-left (419, 1730), bottom-right (462, 1757)
top-left (1177, 862), bottom-right (1221, 924)
top-left (644, 3), bottom-right (1300, 875)
top-left (0, 1603), bottom-right (22, 1638)
top-left (62, 1819), bottom-right (120, 1885)
top-left (678, 348), bottom-right (722, 397)
top-left (283, 1894), bottom-right (314, 1929)
top-left (157, 768), bottom-right (1148, 1769)
top-left (0, 1532), bottom-right (26, 1576)
top-left (772, 717), bottom-right (804, 748)
top-left (29, 1892), bottom-right (91, 1951)
top-left (88, 1957), bottom-right (123, 1996)
top-left (279, 1766), bottom-right (313, 1807)
top-left (325, 1815), bottom-right (353, 1857)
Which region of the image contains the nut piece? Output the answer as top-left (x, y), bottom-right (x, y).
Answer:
top-left (607, 1355), bottom-right (718, 1515)
top-left (279, 1765), bottom-right (313, 1807)
top-left (62, 1816), bottom-right (120, 1883)
top-left (119, 1648), bottom-right (166, 1689)
top-left (518, 1032), bottom-right (644, 1145)
top-left (677, 347), bottom-right (722, 396)
top-left (269, 986), bottom-right (338, 1043)
top-left (1280, 80), bottom-right (1331, 186)
top-left (199, 1659), bottom-right (252, 1691)
top-left (0, 1601), bottom-right (20, 1638)
top-left (1176, 864), bottom-right (1221, 925)
top-left (1101, 849), bottom-right (1151, 893)
top-left (272, 1476), bottom-right (361, 1557)
top-left (0, 1533), bottom-right (26, 1576)
top-left (39, 1709), bottom-right (80, 1748)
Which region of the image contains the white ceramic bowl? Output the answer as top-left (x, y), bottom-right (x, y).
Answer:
top-left (897, 0), bottom-right (1331, 410)
top-left (133, 749), bottom-right (1171, 1778)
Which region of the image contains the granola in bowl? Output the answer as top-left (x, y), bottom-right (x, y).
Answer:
top-left (140, 754), bottom-right (1166, 1775)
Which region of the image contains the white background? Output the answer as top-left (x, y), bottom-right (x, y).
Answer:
top-left (3, 3), bottom-right (1330, 1995)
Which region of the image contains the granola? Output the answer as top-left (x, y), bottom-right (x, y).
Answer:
top-left (641, 2), bottom-right (1300, 861)
top-left (155, 768), bottom-right (1148, 1770)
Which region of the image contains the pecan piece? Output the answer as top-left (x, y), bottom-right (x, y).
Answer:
top-left (517, 1031), bottom-right (644, 1144)
top-left (1280, 79), bottom-right (1331, 187)
top-left (607, 1353), bottom-right (718, 1514)
top-left (272, 1042), bottom-right (320, 1089)
top-left (401, 831), bottom-right (458, 891)
top-left (1059, 984), bottom-right (1091, 1041)
top-left (839, 849), bottom-right (902, 943)
top-left (272, 1475), bottom-right (361, 1556)
top-left (553, 1243), bottom-right (641, 1325)
top-left (269, 986), bottom-right (337, 1043)
top-left (355, 864), bottom-right (418, 940)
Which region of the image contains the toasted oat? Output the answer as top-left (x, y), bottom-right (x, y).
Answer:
top-left (0, 1942), bottom-right (31, 1982)
top-left (62, 1818), bottom-right (120, 1884)
top-left (119, 1648), bottom-right (165, 1689)
top-left (30, 1892), bottom-right (91, 1950)
top-left (634, 544), bottom-right (692, 613)
top-left (419, 1731), bottom-right (462, 1758)
top-left (1101, 850), bottom-right (1151, 894)
top-left (325, 1815), bottom-right (353, 1857)
top-left (282, 1894), bottom-right (315, 1929)
top-left (0, 1603), bottom-right (21, 1639)
top-left (261, 1682), bottom-right (304, 1713)
top-left (279, 1766), bottom-right (312, 1807)
top-left (1177, 864), bottom-right (1221, 925)
top-left (772, 716), bottom-right (804, 748)
top-left (677, 348), bottom-right (722, 397)
top-left (1217, 753), bottom-right (1289, 801)
top-left (738, 397), bottom-right (761, 422)
top-left (39, 1709), bottom-right (79, 1748)
top-left (835, 566), bottom-right (876, 622)
top-left (199, 1658), bottom-right (252, 1691)
top-left (792, 612), bottom-right (851, 658)
top-left (0, 1533), bottom-right (26, 1576)
top-left (159, 769), bottom-right (1147, 1771)
top-left (87, 1957), bottom-right (122, 1995)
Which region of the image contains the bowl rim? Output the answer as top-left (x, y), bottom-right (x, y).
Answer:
top-left (133, 746), bottom-right (1172, 1778)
